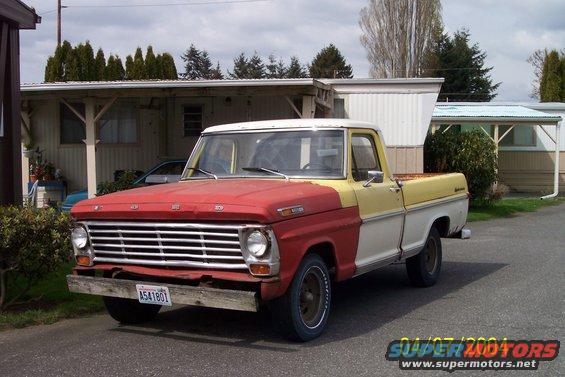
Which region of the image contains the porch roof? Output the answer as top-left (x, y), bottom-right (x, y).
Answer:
top-left (20, 79), bottom-right (330, 100)
top-left (432, 104), bottom-right (562, 125)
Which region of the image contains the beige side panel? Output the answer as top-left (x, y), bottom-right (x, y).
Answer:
top-left (499, 151), bottom-right (565, 192)
top-left (386, 146), bottom-right (423, 174)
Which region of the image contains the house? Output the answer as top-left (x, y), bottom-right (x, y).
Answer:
top-left (432, 102), bottom-right (563, 195)
top-left (20, 78), bottom-right (443, 199)
top-left (0, 0), bottom-right (40, 204)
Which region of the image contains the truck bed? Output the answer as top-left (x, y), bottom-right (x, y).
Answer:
top-left (395, 173), bottom-right (468, 207)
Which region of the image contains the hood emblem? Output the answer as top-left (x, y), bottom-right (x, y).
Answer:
top-left (171, 203), bottom-right (181, 211)
top-left (130, 204), bottom-right (139, 210)
top-left (278, 205), bottom-right (304, 217)
top-left (93, 205), bottom-right (102, 211)
top-left (214, 204), bottom-right (224, 212)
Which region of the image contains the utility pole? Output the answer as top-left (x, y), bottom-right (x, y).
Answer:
top-left (57, 0), bottom-right (62, 46)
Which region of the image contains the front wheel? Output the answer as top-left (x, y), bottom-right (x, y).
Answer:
top-left (103, 296), bottom-right (161, 324)
top-left (271, 254), bottom-right (331, 342)
top-left (406, 226), bottom-right (442, 287)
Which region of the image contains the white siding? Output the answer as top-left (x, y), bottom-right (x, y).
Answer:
top-left (345, 92), bottom-right (439, 146)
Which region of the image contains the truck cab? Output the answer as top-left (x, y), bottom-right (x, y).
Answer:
top-left (68, 119), bottom-right (469, 341)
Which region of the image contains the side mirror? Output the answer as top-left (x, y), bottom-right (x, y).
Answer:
top-left (363, 170), bottom-right (384, 187)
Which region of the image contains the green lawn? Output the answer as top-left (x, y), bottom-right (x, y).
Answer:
top-left (0, 262), bottom-right (104, 330)
top-left (468, 197), bottom-right (565, 222)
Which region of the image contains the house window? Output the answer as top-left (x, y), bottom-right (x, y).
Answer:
top-left (332, 98), bottom-right (345, 118)
top-left (183, 105), bottom-right (203, 136)
top-left (60, 103), bottom-right (86, 144)
top-left (498, 125), bottom-right (536, 147)
top-left (98, 99), bottom-right (138, 144)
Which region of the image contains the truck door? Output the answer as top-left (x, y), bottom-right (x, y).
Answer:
top-left (349, 130), bottom-right (404, 275)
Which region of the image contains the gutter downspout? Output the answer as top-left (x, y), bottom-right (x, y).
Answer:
top-left (541, 121), bottom-right (561, 200)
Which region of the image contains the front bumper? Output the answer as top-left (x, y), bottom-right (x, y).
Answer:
top-left (67, 274), bottom-right (259, 312)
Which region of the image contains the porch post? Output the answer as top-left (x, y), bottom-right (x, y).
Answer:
top-left (541, 121), bottom-right (561, 200)
top-left (20, 110), bottom-right (31, 200)
top-left (302, 95), bottom-right (315, 118)
top-left (84, 98), bottom-right (97, 199)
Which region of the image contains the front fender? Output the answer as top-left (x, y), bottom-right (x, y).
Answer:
top-left (261, 206), bottom-right (360, 300)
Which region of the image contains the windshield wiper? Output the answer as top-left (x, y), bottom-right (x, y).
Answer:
top-left (242, 167), bottom-right (289, 180)
top-left (183, 167), bottom-right (218, 180)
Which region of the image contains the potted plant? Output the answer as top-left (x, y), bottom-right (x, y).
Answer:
top-left (44, 162), bottom-right (56, 181)
top-left (22, 142), bottom-right (35, 158)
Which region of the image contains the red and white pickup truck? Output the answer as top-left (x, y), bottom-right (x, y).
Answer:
top-left (68, 119), bottom-right (470, 341)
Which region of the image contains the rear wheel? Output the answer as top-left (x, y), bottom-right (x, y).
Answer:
top-left (406, 227), bottom-right (442, 287)
top-left (272, 254), bottom-right (331, 342)
top-left (103, 296), bottom-right (161, 324)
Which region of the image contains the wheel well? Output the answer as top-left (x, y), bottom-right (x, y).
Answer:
top-left (432, 216), bottom-right (450, 237)
top-left (305, 242), bottom-right (336, 273)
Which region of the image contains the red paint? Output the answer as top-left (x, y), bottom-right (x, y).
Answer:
top-left (72, 179), bottom-right (343, 223)
top-left (74, 264), bottom-right (268, 283)
top-left (71, 178), bottom-right (362, 301)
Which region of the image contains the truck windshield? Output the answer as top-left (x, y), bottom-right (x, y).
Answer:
top-left (182, 130), bottom-right (345, 179)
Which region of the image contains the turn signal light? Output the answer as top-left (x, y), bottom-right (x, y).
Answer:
top-left (250, 264), bottom-right (271, 276)
top-left (76, 255), bottom-right (92, 266)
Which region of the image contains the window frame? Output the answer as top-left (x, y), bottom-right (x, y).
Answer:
top-left (97, 99), bottom-right (140, 145)
top-left (183, 104), bottom-right (204, 137)
top-left (59, 102), bottom-right (86, 145)
top-left (350, 132), bottom-right (382, 182)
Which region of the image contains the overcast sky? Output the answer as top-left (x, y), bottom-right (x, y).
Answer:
top-left (19, 0), bottom-right (565, 101)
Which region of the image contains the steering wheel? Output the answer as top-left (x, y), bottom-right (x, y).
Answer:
top-left (302, 162), bottom-right (332, 170)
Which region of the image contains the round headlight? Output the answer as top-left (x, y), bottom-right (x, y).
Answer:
top-left (71, 227), bottom-right (88, 249)
top-left (246, 230), bottom-right (268, 257)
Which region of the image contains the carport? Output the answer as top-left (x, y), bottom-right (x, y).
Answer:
top-left (431, 104), bottom-right (562, 199)
top-left (20, 79), bottom-right (333, 198)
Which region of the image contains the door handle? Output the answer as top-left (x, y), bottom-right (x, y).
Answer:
top-left (389, 187), bottom-right (401, 193)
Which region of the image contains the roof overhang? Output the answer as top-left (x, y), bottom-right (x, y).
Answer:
top-left (20, 79), bottom-right (330, 100)
top-left (0, 0), bottom-right (41, 29)
top-left (432, 104), bottom-right (562, 126)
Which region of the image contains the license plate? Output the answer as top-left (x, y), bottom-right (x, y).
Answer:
top-left (135, 284), bottom-right (172, 306)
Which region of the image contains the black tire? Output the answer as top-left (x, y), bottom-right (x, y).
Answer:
top-left (271, 254), bottom-right (331, 342)
top-left (103, 296), bottom-right (161, 324)
top-left (406, 226), bottom-right (442, 287)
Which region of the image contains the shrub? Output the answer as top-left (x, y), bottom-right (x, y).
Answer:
top-left (97, 170), bottom-right (138, 196)
top-left (0, 206), bottom-right (73, 309)
top-left (424, 129), bottom-right (497, 203)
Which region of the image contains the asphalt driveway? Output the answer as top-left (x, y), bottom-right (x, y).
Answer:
top-left (1, 204), bottom-right (563, 376)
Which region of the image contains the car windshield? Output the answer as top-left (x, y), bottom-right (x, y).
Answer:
top-left (182, 129), bottom-right (345, 179)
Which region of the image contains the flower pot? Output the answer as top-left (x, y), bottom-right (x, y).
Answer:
top-left (30, 174), bottom-right (38, 183)
top-left (23, 149), bottom-right (34, 158)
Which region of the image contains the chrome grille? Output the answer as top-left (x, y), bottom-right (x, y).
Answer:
top-left (84, 221), bottom-right (247, 269)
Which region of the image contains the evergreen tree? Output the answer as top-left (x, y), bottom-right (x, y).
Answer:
top-left (561, 54), bottom-right (565, 101)
top-left (426, 29), bottom-right (500, 101)
top-left (210, 62), bottom-right (224, 79)
top-left (160, 53), bottom-right (178, 79)
top-left (105, 55), bottom-right (125, 80)
top-left (539, 50), bottom-right (563, 102)
top-left (94, 48), bottom-right (106, 81)
top-left (125, 55), bottom-right (134, 79)
top-left (248, 52), bottom-right (266, 79)
top-left (145, 46), bottom-right (158, 79)
top-left (309, 44), bottom-right (353, 78)
top-left (44, 57), bottom-right (57, 82)
top-left (75, 41), bottom-right (96, 81)
top-left (131, 47), bottom-right (146, 79)
top-left (181, 44), bottom-right (201, 79)
top-left (64, 49), bottom-right (80, 81)
top-left (286, 56), bottom-right (308, 78)
top-left (266, 54), bottom-right (287, 78)
top-left (229, 53), bottom-right (249, 79)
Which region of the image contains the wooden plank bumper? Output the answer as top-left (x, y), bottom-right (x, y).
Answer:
top-left (67, 275), bottom-right (259, 312)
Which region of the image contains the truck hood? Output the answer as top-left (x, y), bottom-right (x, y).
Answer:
top-left (71, 179), bottom-right (344, 223)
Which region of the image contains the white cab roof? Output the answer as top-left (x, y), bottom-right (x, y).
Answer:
top-left (202, 118), bottom-right (381, 134)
